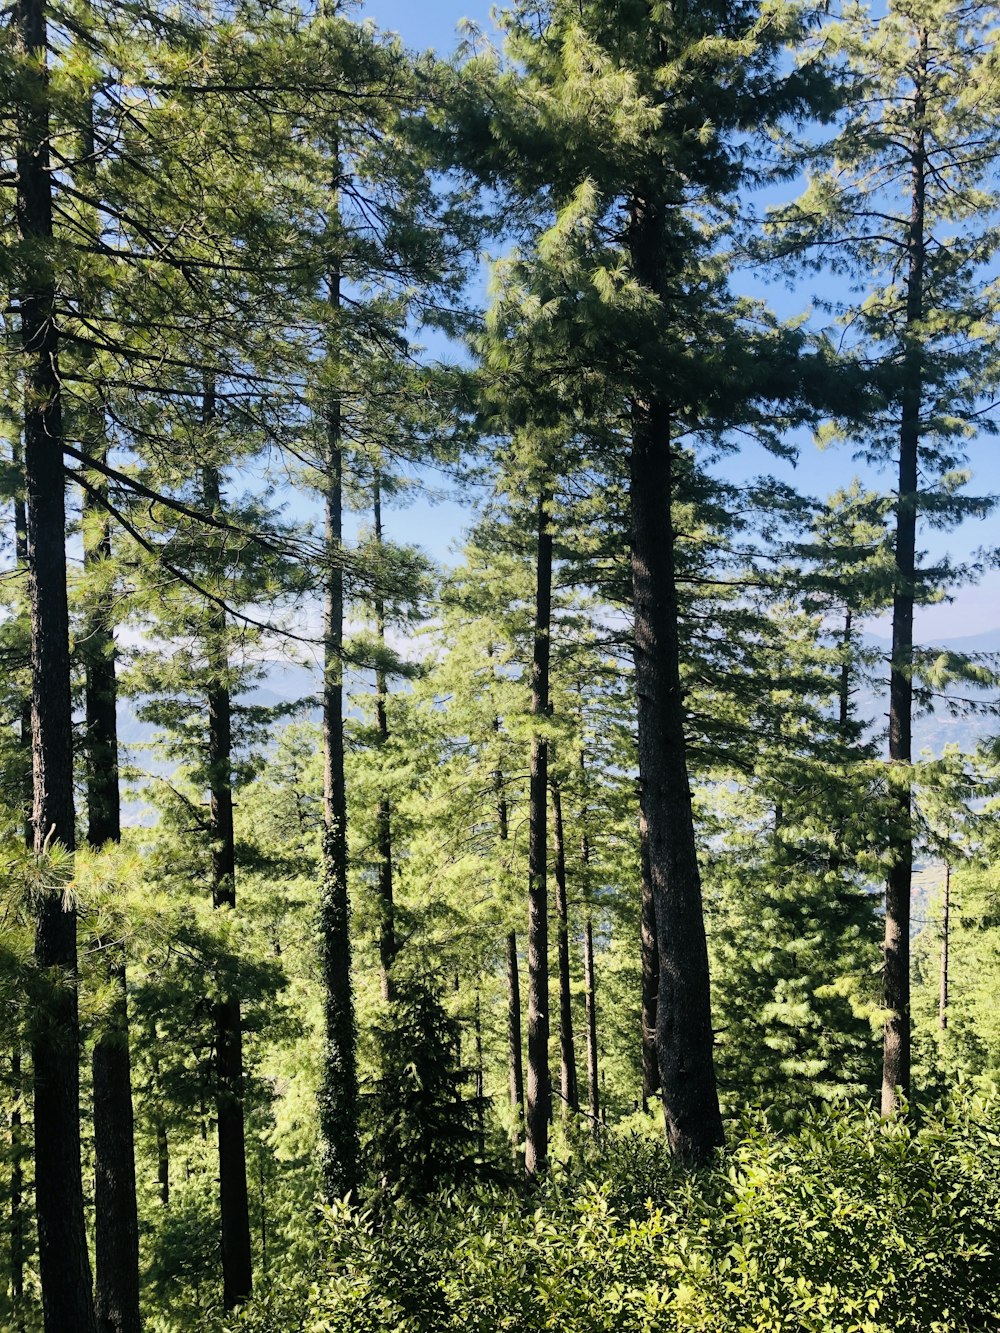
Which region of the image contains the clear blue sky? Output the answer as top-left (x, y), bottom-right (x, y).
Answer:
top-left (357, 0), bottom-right (1000, 643)
top-left (361, 0), bottom-right (496, 53)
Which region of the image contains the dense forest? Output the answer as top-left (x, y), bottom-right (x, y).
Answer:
top-left (4, 0), bottom-right (1000, 1329)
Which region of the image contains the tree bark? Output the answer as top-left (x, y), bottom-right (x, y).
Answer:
top-left (838, 608), bottom-right (853, 733)
top-left (9, 439), bottom-right (29, 1329)
top-left (582, 915), bottom-right (600, 1137)
top-left (496, 740), bottom-right (525, 1154)
top-left (550, 778), bottom-right (578, 1116)
top-left (627, 203), bottom-right (724, 1159)
top-left (474, 993), bottom-right (485, 1158)
top-left (317, 247), bottom-right (359, 1199)
top-left (10, 1045), bottom-right (25, 1329)
top-left (525, 485), bottom-right (553, 1177)
top-left (372, 471), bottom-right (396, 1002)
top-left (882, 33), bottom-right (927, 1119)
top-left (84, 469), bottom-right (142, 1333)
top-left (639, 812), bottom-right (659, 1110)
top-left (577, 748), bottom-right (600, 1136)
top-left (939, 862), bottom-right (950, 1032)
top-left (202, 448), bottom-right (253, 1309)
top-left (15, 0), bottom-right (98, 1322)
top-left (504, 930), bottom-right (524, 1152)
top-left (151, 1043), bottom-right (169, 1207)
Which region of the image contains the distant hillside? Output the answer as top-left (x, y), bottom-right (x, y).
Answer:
top-left (855, 630), bottom-right (1000, 756)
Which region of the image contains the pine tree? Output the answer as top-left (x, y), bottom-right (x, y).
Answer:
top-left (452, 0), bottom-right (838, 1163)
top-left (771, 0), bottom-right (1000, 1114)
top-left (10, 0), bottom-right (97, 1321)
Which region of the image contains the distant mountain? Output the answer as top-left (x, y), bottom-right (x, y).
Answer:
top-left (854, 631), bottom-right (1000, 756)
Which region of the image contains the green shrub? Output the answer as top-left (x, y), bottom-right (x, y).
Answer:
top-left (202, 1094), bottom-right (1000, 1333)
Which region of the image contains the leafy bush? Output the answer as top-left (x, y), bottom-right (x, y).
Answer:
top-left (201, 1095), bottom-right (1000, 1333)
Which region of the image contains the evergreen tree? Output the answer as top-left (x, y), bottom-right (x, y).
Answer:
top-left (770, 0), bottom-right (1000, 1115)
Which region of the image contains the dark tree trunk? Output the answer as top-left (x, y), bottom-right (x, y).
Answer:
top-left (474, 993), bottom-right (485, 1158)
top-left (151, 1044), bottom-right (169, 1206)
top-left (882, 35), bottom-right (927, 1119)
top-left (15, 0), bottom-right (97, 1322)
top-left (10, 1045), bottom-right (25, 1328)
top-left (10, 442), bottom-right (29, 1328)
top-left (627, 206), bottom-right (724, 1159)
top-left (83, 461), bottom-right (142, 1333)
top-left (504, 931), bottom-right (524, 1153)
top-left (317, 253), bottom-right (359, 1199)
top-left (525, 486), bottom-right (553, 1177)
top-left (582, 916), bottom-right (600, 1137)
top-left (202, 452), bottom-right (253, 1309)
top-left (577, 749), bottom-right (600, 1136)
top-left (939, 862), bottom-right (950, 1032)
top-left (550, 779), bottom-right (578, 1116)
top-left (71, 72), bottom-right (143, 1328)
top-left (839, 609), bottom-right (853, 733)
top-left (496, 741), bottom-right (524, 1155)
top-left (372, 472), bottom-right (396, 1002)
top-left (638, 814), bottom-right (659, 1110)
top-left (156, 1123), bottom-right (169, 1207)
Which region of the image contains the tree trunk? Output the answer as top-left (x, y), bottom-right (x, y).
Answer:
top-left (9, 439), bottom-right (29, 1328)
top-left (576, 747), bottom-right (600, 1136)
top-left (525, 485), bottom-right (553, 1177)
top-left (16, 0), bottom-right (97, 1322)
top-left (582, 916), bottom-right (600, 1137)
top-left (939, 862), bottom-right (950, 1032)
top-left (639, 813), bottom-right (659, 1110)
top-left (627, 203), bottom-right (724, 1159)
top-left (317, 248), bottom-right (359, 1199)
top-left (550, 778), bottom-right (578, 1116)
top-left (202, 448), bottom-right (253, 1309)
top-left (504, 931), bottom-right (524, 1152)
top-left (10, 1045), bottom-right (25, 1329)
top-left (882, 35), bottom-right (927, 1119)
top-left (496, 739), bottom-right (525, 1155)
top-left (83, 459), bottom-right (142, 1333)
top-left (373, 472), bottom-right (396, 1002)
top-left (839, 608), bottom-right (853, 733)
top-left (474, 993), bottom-right (485, 1158)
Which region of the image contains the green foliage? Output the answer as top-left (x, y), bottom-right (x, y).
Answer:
top-left (361, 979), bottom-right (484, 1203)
top-left (200, 1096), bottom-right (1000, 1333)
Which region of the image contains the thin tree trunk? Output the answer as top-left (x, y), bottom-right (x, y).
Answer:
top-left (582, 916), bottom-right (600, 1137)
top-left (156, 1123), bottom-right (169, 1207)
top-left (373, 471), bottom-right (396, 1002)
top-left (577, 745), bottom-right (600, 1136)
top-left (81, 404), bottom-right (141, 1331)
top-left (496, 736), bottom-right (525, 1154)
top-left (72, 75), bottom-right (143, 1331)
top-left (69, 67), bottom-right (143, 1328)
top-left (504, 931), bottom-right (524, 1152)
top-left (525, 485), bottom-right (553, 1177)
top-left (16, 0), bottom-right (97, 1321)
top-left (10, 1045), bottom-right (25, 1329)
top-left (10, 439), bottom-right (29, 1328)
top-left (627, 202), bottom-right (724, 1159)
top-left (550, 778), bottom-right (578, 1116)
top-left (85, 476), bottom-right (142, 1333)
top-left (202, 444), bottom-right (253, 1310)
top-left (474, 993), bottom-right (485, 1158)
top-left (882, 34), bottom-right (927, 1119)
top-left (638, 813), bottom-right (659, 1110)
top-left (939, 862), bottom-right (950, 1032)
top-left (839, 609), bottom-right (853, 732)
top-left (317, 243), bottom-right (359, 1199)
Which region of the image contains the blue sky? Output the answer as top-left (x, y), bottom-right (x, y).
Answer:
top-left (355, 0), bottom-right (1000, 642)
top-left (361, 0), bottom-right (496, 52)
